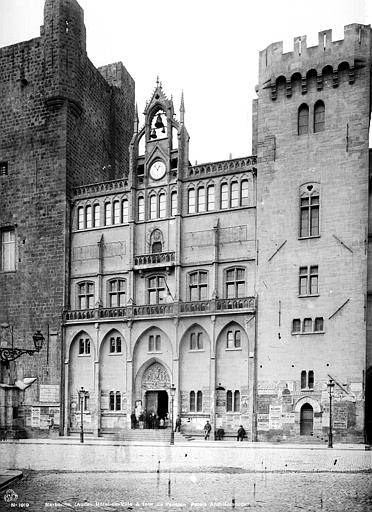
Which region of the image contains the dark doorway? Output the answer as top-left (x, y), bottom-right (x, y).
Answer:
top-left (145, 390), bottom-right (168, 421)
top-left (300, 403), bottom-right (313, 435)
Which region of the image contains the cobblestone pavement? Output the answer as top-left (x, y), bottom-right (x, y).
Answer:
top-left (1, 470), bottom-right (371, 512)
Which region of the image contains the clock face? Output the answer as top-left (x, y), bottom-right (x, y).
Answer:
top-left (150, 161), bottom-right (166, 180)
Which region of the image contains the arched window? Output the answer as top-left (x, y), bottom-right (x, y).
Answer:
top-left (116, 391), bottom-right (121, 410)
top-left (78, 207), bottom-right (84, 230)
top-left (314, 317), bottom-right (324, 332)
top-left (138, 197), bottom-right (145, 221)
top-left (113, 200), bottom-right (120, 224)
top-left (105, 202), bottom-right (112, 226)
top-left (314, 100), bottom-right (325, 132)
top-left (189, 270), bottom-right (208, 301)
top-left (93, 204), bottom-right (100, 227)
top-left (234, 330), bottom-right (241, 348)
top-left (241, 180), bottom-right (249, 206)
top-left (196, 391), bottom-right (203, 412)
top-left (292, 319), bottom-right (301, 333)
top-left (122, 199), bottom-right (128, 223)
top-left (190, 332), bottom-right (203, 350)
top-left (301, 370), bottom-right (307, 389)
top-left (234, 390), bottom-right (240, 412)
top-left (79, 338), bottom-right (90, 355)
top-left (207, 185), bottom-right (215, 211)
top-left (298, 104), bottom-right (309, 135)
top-left (230, 181), bottom-right (239, 207)
top-left (188, 188), bottom-right (195, 214)
top-left (303, 318), bottom-right (312, 333)
top-left (220, 183), bottom-right (228, 209)
top-left (226, 391), bottom-right (233, 412)
top-left (190, 391), bottom-right (195, 412)
top-left (159, 193), bottom-right (166, 218)
top-left (149, 195), bottom-right (157, 219)
top-left (152, 241), bottom-right (162, 253)
top-left (225, 267), bottom-right (245, 298)
top-left (86, 205), bottom-right (92, 229)
top-left (197, 187), bottom-right (206, 212)
top-left (148, 334), bottom-right (161, 352)
top-left (77, 281), bottom-right (94, 309)
top-left (109, 336), bottom-right (122, 353)
top-left (147, 275), bottom-right (165, 304)
top-left (109, 391), bottom-right (115, 410)
top-left (108, 279), bottom-right (126, 307)
top-left (300, 185), bottom-right (320, 238)
top-left (308, 370), bottom-right (314, 389)
top-left (171, 191), bottom-right (177, 216)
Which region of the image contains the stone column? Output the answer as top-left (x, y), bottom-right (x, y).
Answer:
top-left (63, 358), bottom-right (69, 436)
top-left (93, 323), bottom-right (101, 437)
top-left (126, 321), bottom-right (133, 429)
top-left (210, 315), bottom-right (216, 437)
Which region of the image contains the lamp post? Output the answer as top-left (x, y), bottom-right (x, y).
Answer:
top-left (327, 379), bottom-right (335, 448)
top-left (0, 323), bottom-right (44, 362)
top-left (79, 387), bottom-right (87, 443)
top-left (170, 384), bottom-right (176, 445)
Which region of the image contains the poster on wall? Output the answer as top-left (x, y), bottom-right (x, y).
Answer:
top-left (257, 414), bottom-right (270, 431)
top-left (30, 407), bottom-right (41, 428)
top-left (269, 405), bottom-right (282, 429)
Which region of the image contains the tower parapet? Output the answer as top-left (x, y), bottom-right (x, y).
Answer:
top-left (259, 24), bottom-right (371, 100)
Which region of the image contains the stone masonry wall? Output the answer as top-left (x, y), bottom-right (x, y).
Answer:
top-left (0, 0), bottom-right (134, 435)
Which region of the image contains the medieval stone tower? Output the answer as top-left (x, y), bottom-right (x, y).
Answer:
top-left (0, 0), bottom-right (134, 433)
top-left (254, 25), bottom-right (371, 442)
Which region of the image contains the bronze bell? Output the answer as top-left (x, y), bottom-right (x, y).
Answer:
top-left (155, 114), bottom-right (165, 130)
top-left (150, 128), bottom-right (157, 139)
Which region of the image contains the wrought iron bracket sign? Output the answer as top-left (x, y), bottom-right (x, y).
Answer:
top-left (0, 323), bottom-right (44, 362)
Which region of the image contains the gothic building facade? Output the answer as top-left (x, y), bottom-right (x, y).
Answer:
top-left (0, 0), bottom-right (371, 443)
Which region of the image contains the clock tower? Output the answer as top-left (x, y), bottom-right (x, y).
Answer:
top-left (129, 78), bottom-right (190, 188)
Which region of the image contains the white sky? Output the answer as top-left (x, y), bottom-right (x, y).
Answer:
top-left (0, 0), bottom-right (370, 164)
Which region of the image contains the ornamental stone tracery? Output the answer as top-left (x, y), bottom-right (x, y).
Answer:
top-left (142, 362), bottom-right (170, 390)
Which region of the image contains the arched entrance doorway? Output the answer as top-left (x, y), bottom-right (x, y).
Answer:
top-left (141, 362), bottom-right (171, 425)
top-left (300, 403), bottom-right (313, 435)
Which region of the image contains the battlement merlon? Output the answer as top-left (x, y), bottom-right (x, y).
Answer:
top-left (98, 62), bottom-right (135, 91)
top-left (259, 24), bottom-right (371, 85)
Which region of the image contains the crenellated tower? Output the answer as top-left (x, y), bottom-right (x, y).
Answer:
top-left (254, 24), bottom-right (371, 443)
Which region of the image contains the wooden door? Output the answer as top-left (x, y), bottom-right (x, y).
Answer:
top-left (146, 391), bottom-right (158, 414)
top-left (300, 403), bottom-right (313, 435)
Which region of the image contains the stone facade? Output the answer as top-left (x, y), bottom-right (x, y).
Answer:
top-left (0, 0), bottom-right (371, 443)
top-left (255, 25), bottom-right (371, 443)
top-left (0, 0), bottom-right (134, 436)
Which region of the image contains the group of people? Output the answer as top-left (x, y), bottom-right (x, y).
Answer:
top-left (131, 410), bottom-right (182, 431)
top-left (204, 421), bottom-right (246, 441)
top-left (130, 410), bottom-right (245, 440)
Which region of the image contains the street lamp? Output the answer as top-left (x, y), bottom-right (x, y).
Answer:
top-left (78, 387), bottom-right (88, 443)
top-left (0, 323), bottom-right (44, 362)
top-left (327, 379), bottom-right (335, 448)
top-left (170, 384), bottom-right (176, 445)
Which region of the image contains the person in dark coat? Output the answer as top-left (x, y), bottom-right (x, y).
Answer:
top-left (131, 412), bottom-right (137, 429)
top-left (216, 427), bottom-right (224, 440)
top-left (175, 415), bottom-right (181, 432)
top-left (237, 425), bottom-right (246, 441)
top-left (204, 420), bottom-right (212, 440)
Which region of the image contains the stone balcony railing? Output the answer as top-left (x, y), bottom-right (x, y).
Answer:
top-left (63, 297), bottom-right (255, 322)
top-left (133, 251), bottom-right (175, 269)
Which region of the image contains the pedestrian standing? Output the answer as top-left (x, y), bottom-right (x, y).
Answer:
top-left (175, 415), bottom-right (181, 432)
top-left (204, 420), bottom-right (212, 440)
top-left (237, 425), bottom-right (246, 441)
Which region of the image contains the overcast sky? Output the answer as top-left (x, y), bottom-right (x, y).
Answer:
top-left (0, 0), bottom-right (370, 164)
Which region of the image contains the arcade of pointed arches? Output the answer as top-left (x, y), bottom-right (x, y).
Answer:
top-left (65, 319), bottom-right (250, 433)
